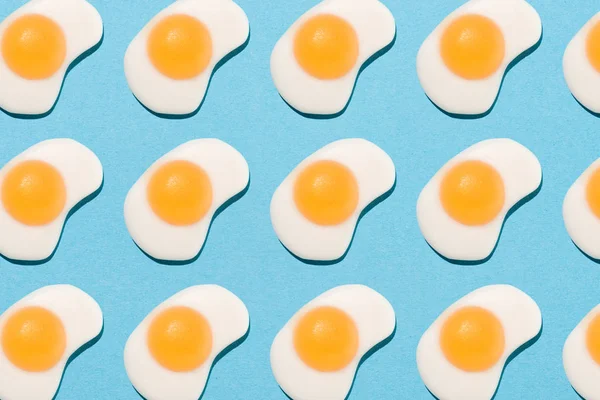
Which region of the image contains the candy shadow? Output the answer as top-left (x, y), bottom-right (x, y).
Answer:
top-left (1, 32), bottom-right (104, 119)
top-left (283, 31), bottom-right (397, 120)
top-left (425, 323), bottom-right (542, 400)
top-left (281, 177), bottom-right (396, 266)
top-left (136, 32), bottom-right (250, 119)
top-left (52, 324), bottom-right (104, 400)
top-left (344, 323), bottom-right (397, 400)
top-left (572, 95), bottom-right (600, 119)
top-left (572, 241), bottom-right (600, 264)
top-left (133, 324), bottom-right (250, 400)
top-left (490, 323), bottom-right (542, 400)
top-left (1, 178), bottom-right (104, 266)
top-left (136, 178), bottom-right (250, 266)
top-left (572, 387), bottom-right (585, 400)
top-left (429, 30), bottom-right (543, 120)
top-left (279, 324), bottom-right (396, 400)
top-left (428, 177), bottom-right (542, 266)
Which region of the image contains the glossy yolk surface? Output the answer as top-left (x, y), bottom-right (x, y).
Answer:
top-left (440, 14), bottom-right (505, 80)
top-left (293, 160), bottom-right (359, 226)
top-left (293, 306), bottom-right (359, 372)
top-left (1, 14), bottom-right (66, 80)
top-left (586, 313), bottom-right (600, 365)
top-left (440, 306), bottom-right (505, 372)
top-left (147, 306), bottom-right (212, 372)
top-left (440, 160), bottom-right (505, 226)
top-left (147, 160), bottom-right (213, 226)
top-left (585, 166), bottom-right (600, 219)
top-left (293, 14), bottom-right (359, 80)
top-left (586, 21), bottom-right (600, 73)
top-left (147, 14), bottom-right (213, 80)
top-left (1, 160), bottom-right (66, 226)
top-left (1, 306), bottom-right (66, 372)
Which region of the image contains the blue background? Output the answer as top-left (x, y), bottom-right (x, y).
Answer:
top-left (0, 0), bottom-right (597, 398)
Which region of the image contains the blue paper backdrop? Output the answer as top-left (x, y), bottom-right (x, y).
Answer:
top-left (0, 0), bottom-right (598, 398)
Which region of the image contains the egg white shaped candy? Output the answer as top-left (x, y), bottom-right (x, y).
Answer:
top-left (270, 138), bottom-right (395, 261)
top-left (563, 159), bottom-right (600, 259)
top-left (271, 285), bottom-right (395, 400)
top-left (417, 138), bottom-right (541, 262)
top-left (271, 0), bottom-right (395, 115)
top-left (124, 139), bottom-right (249, 261)
top-left (564, 13), bottom-right (600, 113)
top-left (417, 0), bottom-right (541, 115)
top-left (0, 0), bottom-right (103, 115)
top-left (417, 285), bottom-right (541, 400)
top-left (125, 0), bottom-right (249, 115)
top-left (563, 305), bottom-right (600, 399)
top-left (0, 285), bottom-right (103, 400)
top-left (0, 138), bottom-right (103, 261)
top-left (124, 285), bottom-right (249, 400)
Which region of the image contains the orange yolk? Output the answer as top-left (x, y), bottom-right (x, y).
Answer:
top-left (440, 306), bottom-right (505, 372)
top-left (1, 160), bottom-right (67, 226)
top-left (586, 313), bottom-right (600, 365)
top-left (1, 306), bottom-right (66, 372)
top-left (293, 306), bottom-right (359, 372)
top-left (147, 14), bottom-right (213, 80)
top-left (293, 14), bottom-right (359, 80)
top-left (147, 306), bottom-right (213, 372)
top-left (440, 160), bottom-right (505, 226)
top-left (586, 21), bottom-right (600, 73)
top-left (440, 14), bottom-right (505, 80)
top-left (147, 160), bottom-right (213, 226)
top-left (293, 160), bottom-right (359, 226)
top-left (1, 14), bottom-right (66, 80)
top-left (586, 166), bottom-right (600, 219)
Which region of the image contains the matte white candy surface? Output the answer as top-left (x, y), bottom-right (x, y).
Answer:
top-left (0, 285), bottom-right (103, 400)
top-left (270, 138), bottom-right (395, 261)
top-left (124, 285), bottom-right (249, 400)
top-left (563, 158), bottom-right (600, 259)
top-left (0, 0), bottom-right (103, 115)
top-left (417, 138), bottom-right (541, 261)
top-left (417, 0), bottom-right (541, 115)
top-left (417, 285), bottom-right (541, 400)
top-left (271, 285), bottom-right (395, 400)
top-left (125, 139), bottom-right (249, 261)
top-left (563, 304), bottom-right (600, 400)
top-left (125, 0), bottom-right (249, 115)
top-left (271, 0), bottom-right (395, 115)
top-left (0, 138), bottom-right (103, 261)
top-left (564, 12), bottom-right (600, 114)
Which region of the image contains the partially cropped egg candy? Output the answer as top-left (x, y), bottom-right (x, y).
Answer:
top-left (564, 13), bottom-right (600, 113)
top-left (0, 0), bottom-right (103, 115)
top-left (563, 304), bottom-right (600, 399)
top-left (417, 285), bottom-right (541, 400)
top-left (271, 0), bottom-right (395, 115)
top-left (125, 0), bottom-right (249, 115)
top-left (124, 285), bottom-right (249, 400)
top-left (417, 138), bottom-right (541, 261)
top-left (0, 285), bottom-right (103, 400)
top-left (124, 139), bottom-right (249, 261)
top-left (270, 139), bottom-right (395, 261)
top-left (0, 138), bottom-right (103, 261)
top-left (563, 158), bottom-right (600, 259)
top-left (270, 285), bottom-right (395, 400)
top-left (417, 0), bottom-right (541, 115)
